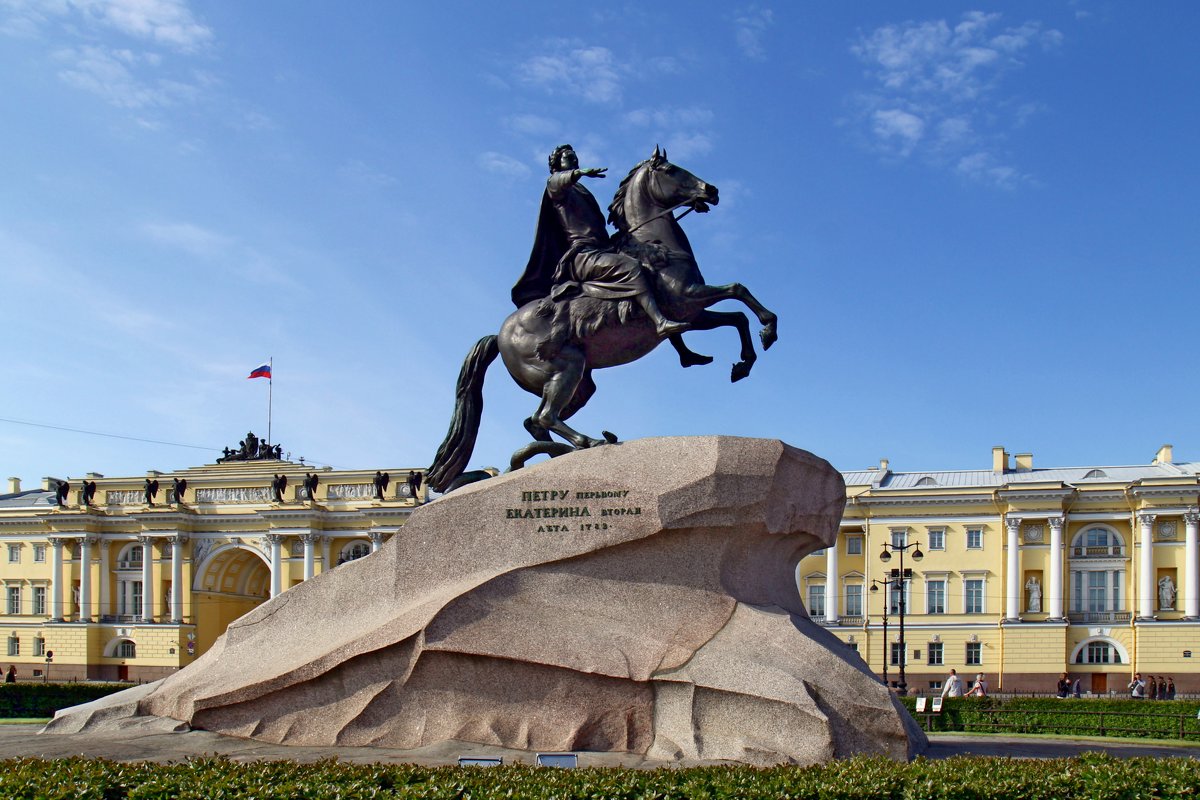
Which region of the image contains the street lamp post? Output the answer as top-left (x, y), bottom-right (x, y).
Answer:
top-left (870, 578), bottom-right (891, 686)
top-left (872, 537), bottom-right (923, 694)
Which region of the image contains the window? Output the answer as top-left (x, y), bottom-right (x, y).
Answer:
top-left (845, 584), bottom-right (863, 617)
top-left (339, 541), bottom-right (371, 564)
top-left (891, 529), bottom-right (908, 548)
top-left (965, 579), bottom-right (984, 613)
top-left (118, 544), bottom-right (144, 570)
top-left (890, 641), bottom-right (906, 665)
top-left (32, 586), bottom-right (45, 616)
top-left (6, 587), bottom-right (20, 615)
top-left (115, 640), bottom-right (136, 658)
top-left (1073, 526), bottom-right (1124, 557)
top-left (929, 681), bottom-right (943, 692)
top-left (1075, 640), bottom-right (1122, 665)
top-left (927, 642), bottom-right (944, 665)
top-left (966, 528), bottom-right (983, 549)
top-left (807, 584), bottom-right (825, 618)
top-left (1070, 570), bottom-right (1124, 614)
top-left (6, 637), bottom-right (18, 656)
top-left (846, 535), bottom-right (863, 555)
top-left (888, 579), bottom-right (911, 615)
top-left (33, 637), bottom-right (45, 657)
top-left (33, 545), bottom-right (45, 563)
top-left (926, 580), bottom-right (946, 614)
top-left (927, 529), bottom-right (945, 550)
top-left (7, 545), bottom-right (19, 564)
top-left (966, 642), bottom-right (982, 665)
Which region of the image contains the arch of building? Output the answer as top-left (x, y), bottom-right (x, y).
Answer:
top-left (102, 636), bottom-right (136, 658)
top-left (1069, 635), bottom-right (1130, 665)
top-left (193, 543), bottom-right (271, 597)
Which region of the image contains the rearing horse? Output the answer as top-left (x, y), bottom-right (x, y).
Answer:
top-left (427, 148), bottom-right (778, 492)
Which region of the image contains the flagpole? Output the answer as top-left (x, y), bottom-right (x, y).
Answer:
top-left (267, 356), bottom-right (273, 446)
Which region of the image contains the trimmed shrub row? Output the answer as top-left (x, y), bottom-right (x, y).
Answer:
top-left (2, 753), bottom-right (1200, 799)
top-left (904, 696), bottom-right (1200, 739)
top-left (0, 682), bottom-right (128, 718)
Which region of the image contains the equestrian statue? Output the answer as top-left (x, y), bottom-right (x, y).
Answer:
top-left (427, 144), bottom-right (778, 492)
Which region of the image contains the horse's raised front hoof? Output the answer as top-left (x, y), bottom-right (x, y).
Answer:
top-left (731, 361), bottom-right (752, 382)
top-left (602, 430), bottom-right (619, 444)
top-left (679, 351), bottom-right (715, 368)
top-left (760, 325), bottom-right (778, 351)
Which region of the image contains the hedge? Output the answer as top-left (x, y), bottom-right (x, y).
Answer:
top-left (1, 753), bottom-right (1199, 799)
top-left (903, 695), bottom-right (1200, 739)
top-left (0, 682), bottom-right (129, 718)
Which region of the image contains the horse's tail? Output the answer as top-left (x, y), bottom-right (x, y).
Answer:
top-left (427, 335), bottom-right (499, 493)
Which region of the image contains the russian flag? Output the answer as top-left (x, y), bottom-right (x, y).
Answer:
top-left (247, 363), bottom-right (272, 380)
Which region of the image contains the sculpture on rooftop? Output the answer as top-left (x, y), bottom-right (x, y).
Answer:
top-left (81, 480), bottom-right (97, 506)
top-left (172, 478), bottom-right (187, 505)
top-left (216, 432), bottom-right (284, 463)
top-left (53, 480), bottom-right (69, 507)
top-left (428, 145), bottom-right (778, 492)
top-left (143, 478), bottom-right (159, 506)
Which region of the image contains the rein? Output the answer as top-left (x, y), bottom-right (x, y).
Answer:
top-left (624, 202), bottom-right (694, 235)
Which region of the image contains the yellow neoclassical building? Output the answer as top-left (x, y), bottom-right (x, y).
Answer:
top-left (0, 453), bottom-right (423, 682)
top-left (1, 442), bottom-right (1197, 692)
top-left (803, 445), bottom-right (1200, 695)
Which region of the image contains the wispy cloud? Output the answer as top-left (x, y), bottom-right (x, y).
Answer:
top-left (849, 11), bottom-right (1061, 187)
top-left (517, 41), bottom-right (622, 104)
top-left (338, 160), bottom-right (396, 187)
top-left (735, 7), bottom-right (774, 60)
top-left (624, 106), bottom-right (716, 160)
top-left (4, 0), bottom-right (212, 115)
top-left (505, 113), bottom-right (559, 137)
top-left (477, 151), bottom-right (531, 178)
top-left (141, 221), bottom-right (233, 256)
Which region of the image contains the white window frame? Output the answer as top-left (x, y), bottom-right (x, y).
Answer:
top-left (963, 573), bottom-right (987, 614)
top-left (844, 583), bottom-right (864, 617)
top-left (965, 641), bottom-right (983, 665)
top-left (845, 535), bottom-right (863, 555)
top-left (889, 641), bottom-right (907, 666)
top-left (806, 583), bottom-right (826, 618)
top-left (6, 586), bottom-right (20, 616)
top-left (6, 636), bottom-right (18, 656)
top-left (966, 528), bottom-right (984, 549)
top-left (33, 544), bottom-right (46, 563)
top-left (927, 641), bottom-right (944, 666)
top-left (7, 545), bottom-right (19, 564)
top-left (926, 528), bottom-right (946, 550)
top-left (925, 576), bottom-right (947, 615)
top-left (339, 540), bottom-right (371, 564)
top-left (890, 528), bottom-right (909, 548)
top-left (32, 585), bottom-right (46, 616)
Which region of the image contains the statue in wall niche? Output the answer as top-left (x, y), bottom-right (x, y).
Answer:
top-left (1159, 575), bottom-right (1176, 610)
top-left (1025, 575), bottom-right (1041, 613)
top-left (427, 145), bottom-right (779, 492)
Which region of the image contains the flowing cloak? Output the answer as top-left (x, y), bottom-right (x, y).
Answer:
top-left (512, 189), bottom-right (567, 307)
top-left (511, 175), bottom-right (650, 308)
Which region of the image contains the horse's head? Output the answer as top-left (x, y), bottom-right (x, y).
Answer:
top-left (609, 146), bottom-right (719, 237)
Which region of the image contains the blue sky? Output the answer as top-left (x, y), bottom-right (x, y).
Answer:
top-left (2, 1), bottom-right (1197, 484)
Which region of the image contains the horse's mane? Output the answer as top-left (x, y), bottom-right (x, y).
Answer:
top-left (607, 158), bottom-right (651, 241)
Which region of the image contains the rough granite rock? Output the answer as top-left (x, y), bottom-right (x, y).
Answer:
top-left (46, 436), bottom-right (926, 765)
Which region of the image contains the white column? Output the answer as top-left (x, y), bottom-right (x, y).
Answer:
top-left (78, 537), bottom-right (93, 623)
top-left (301, 534), bottom-right (316, 581)
top-left (824, 541), bottom-right (839, 624)
top-left (99, 539), bottom-right (110, 620)
top-left (1185, 512), bottom-right (1199, 619)
top-left (1138, 513), bottom-right (1156, 619)
top-left (139, 536), bottom-right (154, 622)
top-left (369, 531), bottom-right (384, 553)
top-left (49, 537), bottom-right (65, 622)
top-left (267, 534), bottom-right (283, 598)
top-left (170, 535), bottom-right (186, 623)
top-left (1048, 516), bottom-right (1065, 620)
top-left (1005, 518), bottom-right (1021, 621)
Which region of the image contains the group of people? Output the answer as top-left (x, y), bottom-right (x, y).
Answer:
top-left (940, 668), bottom-right (988, 698)
top-left (1128, 672), bottom-right (1176, 700)
top-left (1056, 673), bottom-right (1082, 698)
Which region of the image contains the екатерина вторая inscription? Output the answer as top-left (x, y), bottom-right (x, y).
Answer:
top-left (506, 488), bottom-right (642, 532)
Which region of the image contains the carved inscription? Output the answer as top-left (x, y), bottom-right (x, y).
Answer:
top-left (507, 488), bottom-right (642, 533)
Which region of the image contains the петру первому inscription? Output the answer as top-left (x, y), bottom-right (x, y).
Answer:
top-left (506, 488), bottom-right (642, 532)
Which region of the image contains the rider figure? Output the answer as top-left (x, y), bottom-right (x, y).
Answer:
top-left (513, 144), bottom-right (689, 339)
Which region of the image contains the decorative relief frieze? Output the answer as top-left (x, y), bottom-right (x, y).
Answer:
top-left (1157, 521), bottom-right (1178, 541)
top-left (105, 490), bottom-right (142, 505)
top-left (194, 487), bottom-right (271, 504)
top-left (327, 483), bottom-right (375, 500)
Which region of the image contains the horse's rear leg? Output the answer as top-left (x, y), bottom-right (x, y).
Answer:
top-left (689, 309), bottom-right (757, 383)
top-left (533, 347), bottom-right (606, 449)
top-left (668, 334), bottom-right (714, 368)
